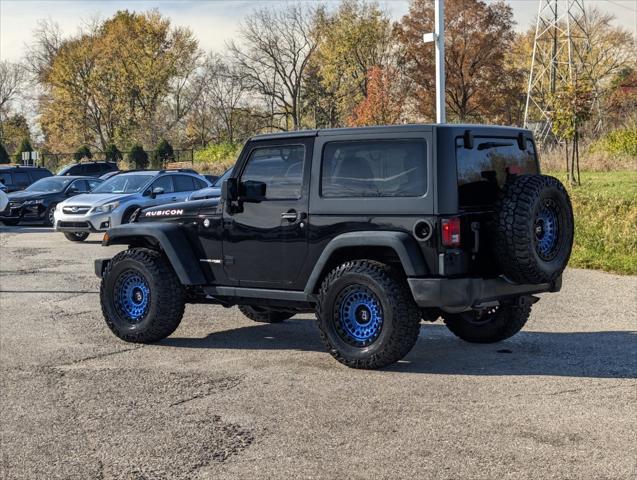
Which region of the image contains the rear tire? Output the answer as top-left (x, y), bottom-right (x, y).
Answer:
top-left (238, 305), bottom-right (295, 323)
top-left (64, 232), bottom-right (89, 242)
top-left (442, 298), bottom-right (532, 344)
top-left (100, 248), bottom-right (185, 343)
top-left (316, 260), bottom-right (421, 369)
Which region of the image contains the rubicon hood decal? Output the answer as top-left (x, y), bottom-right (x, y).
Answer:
top-left (144, 208), bottom-right (184, 217)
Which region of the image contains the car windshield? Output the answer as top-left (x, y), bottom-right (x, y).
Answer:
top-left (25, 177), bottom-right (73, 193)
top-left (213, 168), bottom-right (232, 187)
top-left (92, 174), bottom-right (153, 194)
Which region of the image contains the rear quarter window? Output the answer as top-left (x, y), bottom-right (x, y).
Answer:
top-left (456, 137), bottom-right (538, 208)
top-left (321, 139), bottom-right (427, 198)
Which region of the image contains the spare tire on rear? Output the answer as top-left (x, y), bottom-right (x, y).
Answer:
top-left (492, 174), bottom-right (573, 284)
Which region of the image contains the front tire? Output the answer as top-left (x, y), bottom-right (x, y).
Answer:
top-left (316, 260), bottom-right (421, 369)
top-left (442, 298), bottom-right (532, 344)
top-left (100, 248), bottom-right (185, 343)
top-left (64, 232), bottom-right (89, 242)
top-left (45, 203), bottom-right (57, 227)
top-left (238, 305), bottom-right (295, 323)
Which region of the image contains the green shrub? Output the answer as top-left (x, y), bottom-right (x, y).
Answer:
top-left (194, 142), bottom-right (242, 164)
top-left (104, 144), bottom-right (123, 163)
top-left (128, 144), bottom-right (149, 170)
top-left (0, 143), bottom-right (9, 163)
top-left (14, 138), bottom-right (33, 163)
top-left (153, 139), bottom-right (174, 168)
top-left (74, 145), bottom-right (92, 161)
top-left (590, 126), bottom-right (637, 158)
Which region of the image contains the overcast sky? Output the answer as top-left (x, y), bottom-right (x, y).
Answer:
top-left (1, 0), bottom-right (636, 62)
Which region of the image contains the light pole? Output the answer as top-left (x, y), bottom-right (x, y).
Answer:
top-left (423, 0), bottom-right (446, 124)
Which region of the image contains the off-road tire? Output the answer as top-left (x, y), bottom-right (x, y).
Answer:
top-left (442, 299), bottom-right (532, 343)
top-left (238, 305), bottom-right (295, 323)
top-left (121, 207), bottom-right (138, 224)
top-left (100, 247), bottom-right (185, 343)
top-left (493, 174), bottom-right (573, 284)
top-left (64, 232), bottom-right (89, 242)
top-left (316, 260), bottom-right (421, 369)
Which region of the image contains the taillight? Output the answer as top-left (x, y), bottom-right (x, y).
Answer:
top-left (441, 217), bottom-right (461, 248)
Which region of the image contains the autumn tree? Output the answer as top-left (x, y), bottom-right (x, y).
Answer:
top-left (309, 0), bottom-right (395, 126)
top-left (348, 66), bottom-right (407, 126)
top-left (549, 82), bottom-right (593, 185)
top-left (0, 114), bottom-right (31, 155)
top-left (228, 4), bottom-right (321, 130)
top-left (394, 0), bottom-right (521, 122)
top-left (34, 10), bottom-right (202, 152)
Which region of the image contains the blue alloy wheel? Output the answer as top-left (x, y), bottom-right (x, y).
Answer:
top-left (534, 200), bottom-right (560, 261)
top-left (114, 270), bottom-right (150, 322)
top-left (335, 286), bottom-right (384, 347)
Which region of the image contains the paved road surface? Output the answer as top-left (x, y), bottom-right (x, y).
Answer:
top-left (1, 226), bottom-right (635, 479)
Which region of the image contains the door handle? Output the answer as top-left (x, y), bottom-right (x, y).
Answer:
top-left (281, 210), bottom-right (298, 221)
top-left (171, 196), bottom-right (177, 201)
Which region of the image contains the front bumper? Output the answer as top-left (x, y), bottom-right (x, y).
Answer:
top-left (54, 210), bottom-right (112, 232)
top-left (408, 275), bottom-right (562, 311)
top-left (0, 204), bottom-right (48, 221)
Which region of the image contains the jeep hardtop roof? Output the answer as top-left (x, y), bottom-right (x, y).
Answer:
top-left (250, 124), bottom-right (532, 142)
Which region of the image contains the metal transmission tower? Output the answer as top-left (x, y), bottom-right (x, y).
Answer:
top-left (524, 0), bottom-right (590, 142)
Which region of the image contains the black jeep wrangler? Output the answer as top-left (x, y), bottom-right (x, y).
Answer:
top-left (95, 125), bottom-right (574, 369)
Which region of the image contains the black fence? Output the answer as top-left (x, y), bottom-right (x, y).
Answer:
top-left (40, 149), bottom-right (194, 173)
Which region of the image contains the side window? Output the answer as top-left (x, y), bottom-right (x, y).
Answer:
top-left (69, 180), bottom-right (88, 193)
top-left (194, 178), bottom-right (207, 189)
top-left (14, 172), bottom-right (30, 187)
top-left (87, 179), bottom-right (101, 191)
top-left (85, 163), bottom-right (101, 175)
top-left (151, 175), bottom-right (174, 193)
top-left (67, 165), bottom-right (82, 175)
top-left (173, 175), bottom-right (196, 192)
top-left (321, 140), bottom-right (427, 198)
top-left (0, 173), bottom-right (13, 186)
top-left (241, 145), bottom-right (305, 199)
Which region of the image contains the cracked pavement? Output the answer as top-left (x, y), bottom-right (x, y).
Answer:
top-left (1, 225), bottom-right (636, 479)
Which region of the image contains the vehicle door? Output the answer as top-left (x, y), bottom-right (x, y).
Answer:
top-left (172, 175), bottom-right (200, 202)
top-left (221, 139), bottom-right (312, 289)
top-left (66, 179), bottom-right (89, 197)
top-left (145, 175), bottom-right (176, 206)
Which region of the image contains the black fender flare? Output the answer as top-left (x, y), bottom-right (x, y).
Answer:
top-left (303, 231), bottom-right (427, 295)
top-left (102, 223), bottom-right (206, 285)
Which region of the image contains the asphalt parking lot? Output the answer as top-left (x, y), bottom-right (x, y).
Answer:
top-left (0, 224), bottom-right (635, 479)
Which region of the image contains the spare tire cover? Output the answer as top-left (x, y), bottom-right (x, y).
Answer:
top-left (492, 174), bottom-right (574, 284)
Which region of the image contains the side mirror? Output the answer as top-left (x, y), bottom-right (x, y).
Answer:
top-left (67, 187), bottom-right (80, 196)
top-left (151, 186), bottom-right (164, 199)
top-left (240, 180), bottom-right (266, 203)
top-left (222, 178), bottom-right (238, 202)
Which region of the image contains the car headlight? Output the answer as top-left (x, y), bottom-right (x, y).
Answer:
top-left (93, 201), bottom-right (120, 213)
top-left (23, 199), bottom-right (44, 206)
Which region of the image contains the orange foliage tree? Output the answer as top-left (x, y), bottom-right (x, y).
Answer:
top-left (348, 66), bottom-right (406, 126)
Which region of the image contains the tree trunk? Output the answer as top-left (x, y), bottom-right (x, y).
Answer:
top-left (575, 130), bottom-right (581, 186)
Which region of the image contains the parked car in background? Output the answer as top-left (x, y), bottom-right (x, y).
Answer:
top-left (99, 170), bottom-right (122, 181)
top-left (58, 161), bottom-right (119, 177)
top-left (187, 168), bottom-right (232, 201)
top-left (0, 176), bottom-right (102, 226)
top-left (0, 166), bottom-right (53, 193)
top-left (54, 169), bottom-right (210, 241)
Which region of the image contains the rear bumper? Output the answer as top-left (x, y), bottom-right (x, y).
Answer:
top-left (408, 275), bottom-right (562, 310)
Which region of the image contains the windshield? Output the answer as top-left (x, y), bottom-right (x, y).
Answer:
top-left (25, 177), bottom-right (73, 193)
top-left (213, 168), bottom-right (232, 187)
top-left (92, 174), bottom-right (153, 194)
